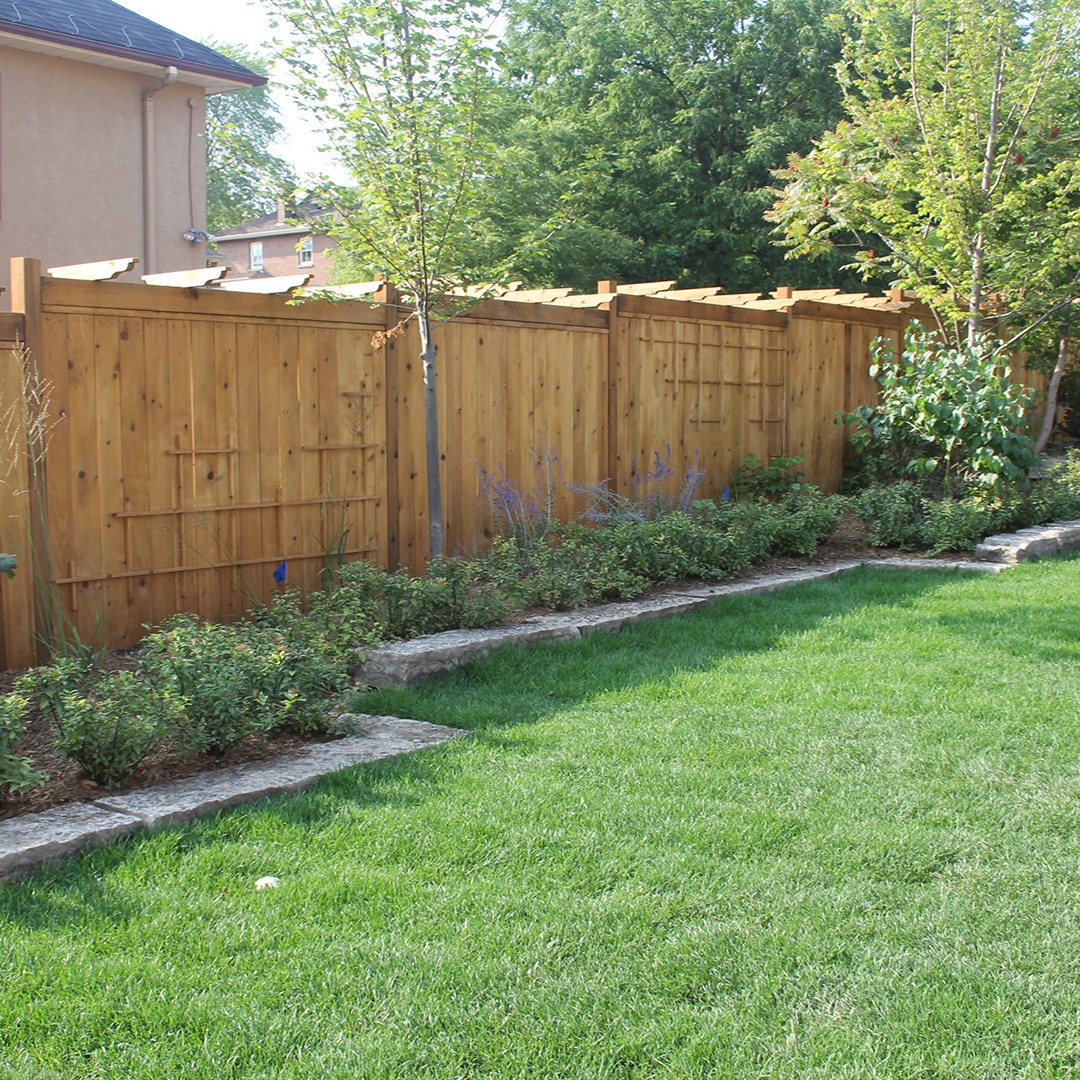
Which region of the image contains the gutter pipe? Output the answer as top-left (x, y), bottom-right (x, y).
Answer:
top-left (142, 65), bottom-right (178, 275)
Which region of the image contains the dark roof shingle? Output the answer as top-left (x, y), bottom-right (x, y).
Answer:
top-left (0, 0), bottom-right (263, 85)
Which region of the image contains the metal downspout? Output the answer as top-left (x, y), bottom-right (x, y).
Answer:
top-left (142, 66), bottom-right (179, 275)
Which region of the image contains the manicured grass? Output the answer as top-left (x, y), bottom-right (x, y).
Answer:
top-left (4, 561), bottom-right (1080, 1078)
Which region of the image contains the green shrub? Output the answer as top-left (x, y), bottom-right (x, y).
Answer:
top-left (729, 454), bottom-right (815, 500)
top-left (307, 560), bottom-right (389, 649)
top-left (429, 555), bottom-right (520, 629)
top-left (842, 321), bottom-right (1039, 492)
top-left (50, 671), bottom-right (176, 786)
top-left (0, 692), bottom-right (46, 796)
top-left (920, 497), bottom-right (1003, 556)
top-left (766, 495), bottom-right (847, 556)
top-left (312, 558), bottom-right (519, 644)
top-left (15, 656), bottom-right (93, 721)
top-left (849, 476), bottom-right (1077, 555)
top-left (516, 527), bottom-right (617, 609)
top-left (142, 615), bottom-right (311, 755)
top-left (849, 483), bottom-right (927, 548)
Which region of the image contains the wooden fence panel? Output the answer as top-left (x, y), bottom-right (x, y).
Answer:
top-left (6, 259), bottom-right (1034, 666)
top-left (392, 307), bottom-right (610, 566)
top-left (618, 303), bottom-right (789, 502)
top-left (27, 276), bottom-right (387, 650)
top-left (0, 322), bottom-right (35, 669)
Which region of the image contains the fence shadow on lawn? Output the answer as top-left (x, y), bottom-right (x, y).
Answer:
top-left (352, 565), bottom-right (986, 735)
top-left (926, 555), bottom-right (1080, 667)
top-left (0, 565), bottom-right (994, 919)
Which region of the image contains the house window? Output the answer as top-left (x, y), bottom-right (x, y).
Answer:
top-left (249, 241), bottom-right (264, 272)
top-left (298, 237), bottom-right (314, 267)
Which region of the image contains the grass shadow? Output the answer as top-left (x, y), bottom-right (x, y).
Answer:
top-left (352, 565), bottom-right (989, 732)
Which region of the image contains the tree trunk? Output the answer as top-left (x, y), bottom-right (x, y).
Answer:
top-left (417, 307), bottom-right (444, 559)
top-left (1035, 325), bottom-right (1072, 455)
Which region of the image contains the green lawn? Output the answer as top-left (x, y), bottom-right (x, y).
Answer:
top-left (4, 561), bottom-right (1080, 1078)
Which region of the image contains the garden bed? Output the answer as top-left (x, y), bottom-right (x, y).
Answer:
top-left (0, 512), bottom-right (976, 823)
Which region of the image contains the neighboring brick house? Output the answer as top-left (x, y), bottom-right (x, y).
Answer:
top-left (210, 200), bottom-right (338, 286)
top-left (0, 0), bottom-right (262, 298)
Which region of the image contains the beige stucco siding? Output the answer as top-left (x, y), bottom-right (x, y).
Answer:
top-left (0, 44), bottom-right (208, 300)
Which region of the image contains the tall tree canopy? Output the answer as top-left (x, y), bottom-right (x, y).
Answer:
top-left (481, 0), bottom-right (853, 291)
top-left (769, 0), bottom-right (1080, 347)
top-left (203, 43), bottom-right (297, 233)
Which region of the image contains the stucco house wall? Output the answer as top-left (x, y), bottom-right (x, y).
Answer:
top-left (0, 44), bottom-right (206, 292)
top-left (0, 1), bottom-right (262, 303)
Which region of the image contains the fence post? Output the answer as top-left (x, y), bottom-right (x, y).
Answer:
top-left (377, 280), bottom-right (401, 571)
top-left (605, 289), bottom-right (623, 495)
top-left (5, 258), bottom-right (47, 665)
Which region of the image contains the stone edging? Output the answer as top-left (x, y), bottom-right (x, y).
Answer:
top-left (975, 518), bottom-right (1080, 564)
top-left (352, 556), bottom-right (1005, 688)
top-left (6, 517), bottom-right (1080, 882)
top-left (0, 716), bottom-right (464, 881)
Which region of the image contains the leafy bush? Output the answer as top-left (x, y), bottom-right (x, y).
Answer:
top-left (50, 671), bottom-right (176, 786)
top-left (15, 656), bottom-right (93, 720)
top-left (848, 474), bottom-right (1080, 555)
top-left (0, 691), bottom-right (46, 796)
top-left (307, 560), bottom-right (389, 649)
top-left (729, 455), bottom-right (814, 500)
top-left (849, 483), bottom-right (927, 548)
top-left (141, 615), bottom-right (318, 754)
top-left (842, 321), bottom-right (1040, 491)
top-left (429, 555), bottom-right (519, 629)
top-left (920, 498), bottom-right (1004, 556)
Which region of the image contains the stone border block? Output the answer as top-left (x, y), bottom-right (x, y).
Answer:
top-left (871, 556), bottom-right (1006, 573)
top-left (353, 622), bottom-right (581, 688)
top-left (94, 716), bottom-right (465, 830)
top-left (558, 592), bottom-right (714, 634)
top-left (975, 519), bottom-right (1080, 564)
top-left (0, 802), bottom-right (142, 880)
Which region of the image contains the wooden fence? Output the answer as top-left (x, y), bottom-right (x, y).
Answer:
top-left (0, 257), bottom-right (1042, 668)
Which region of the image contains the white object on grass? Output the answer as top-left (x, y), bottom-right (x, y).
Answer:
top-left (255, 876), bottom-right (281, 890)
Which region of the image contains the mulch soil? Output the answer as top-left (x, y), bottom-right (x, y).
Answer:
top-left (0, 515), bottom-right (924, 823)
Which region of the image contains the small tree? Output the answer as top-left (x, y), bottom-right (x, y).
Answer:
top-left (769, 0), bottom-right (1080, 350)
top-left (269, 0), bottom-right (531, 558)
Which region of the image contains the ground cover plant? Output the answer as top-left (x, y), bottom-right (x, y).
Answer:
top-left (4, 560), bottom-right (1080, 1076)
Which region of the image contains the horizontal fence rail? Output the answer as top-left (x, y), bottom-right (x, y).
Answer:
top-left (0, 257), bottom-right (1047, 668)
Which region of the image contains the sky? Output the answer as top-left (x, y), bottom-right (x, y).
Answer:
top-left (118, 0), bottom-right (343, 181)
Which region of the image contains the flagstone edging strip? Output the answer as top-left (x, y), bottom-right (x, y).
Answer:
top-left (975, 519), bottom-right (1080, 564)
top-left (0, 802), bottom-right (143, 880)
top-left (0, 716), bottom-right (464, 881)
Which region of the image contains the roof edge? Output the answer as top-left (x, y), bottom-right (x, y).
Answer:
top-left (0, 20), bottom-right (266, 88)
top-left (212, 225), bottom-right (312, 241)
